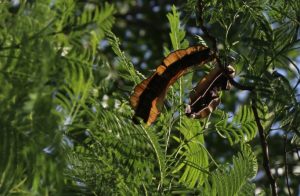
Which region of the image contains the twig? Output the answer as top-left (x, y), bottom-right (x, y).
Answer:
top-left (228, 77), bottom-right (254, 91)
top-left (284, 134), bottom-right (292, 196)
top-left (197, 0), bottom-right (217, 52)
top-left (251, 99), bottom-right (278, 196)
top-left (295, 146), bottom-right (300, 160)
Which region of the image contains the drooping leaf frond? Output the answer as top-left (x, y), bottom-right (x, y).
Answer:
top-left (215, 105), bottom-right (257, 145)
top-left (172, 117), bottom-right (209, 188)
top-left (107, 31), bottom-right (142, 84)
top-left (64, 106), bottom-right (158, 194)
top-left (201, 144), bottom-right (257, 196)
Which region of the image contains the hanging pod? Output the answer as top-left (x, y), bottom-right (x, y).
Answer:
top-left (185, 65), bottom-right (235, 119)
top-left (130, 45), bottom-right (215, 125)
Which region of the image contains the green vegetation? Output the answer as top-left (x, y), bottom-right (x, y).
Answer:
top-left (0, 0), bottom-right (299, 195)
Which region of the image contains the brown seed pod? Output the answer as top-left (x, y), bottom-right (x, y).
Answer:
top-left (130, 45), bottom-right (215, 125)
top-left (186, 65), bottom-right (235, 118)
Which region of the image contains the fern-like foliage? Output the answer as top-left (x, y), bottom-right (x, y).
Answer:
top-left (167, 5), bottom-right (189, 50)
top-left (215, 105), bottom-right (257, 145)
top-left (106, 31), bottom-right (142, 84)
top-left (64, 106), bottom-right (157, 194)
top-left (0, 1), bottom-right (116, 195)
top-left (201, 145), bottom-right (257, 196)
top-left (172, 117), bottom-right (209, 188)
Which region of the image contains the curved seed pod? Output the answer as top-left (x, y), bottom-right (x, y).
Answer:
top-left (185, 65), bottom-right (235, 119)
top-left (130, 45), bottom-right (215, 125)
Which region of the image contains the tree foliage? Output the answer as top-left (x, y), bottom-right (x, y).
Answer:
top-left (0, 0), bottom-right (299, 195)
